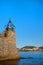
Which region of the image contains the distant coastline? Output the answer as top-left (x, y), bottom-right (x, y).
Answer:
top-left (17, 46), bottom-right (43, 52)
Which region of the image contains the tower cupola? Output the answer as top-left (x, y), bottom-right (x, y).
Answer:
top-left (6, 20), bottom-right (15, 31)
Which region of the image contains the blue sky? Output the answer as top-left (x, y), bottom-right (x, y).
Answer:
top-left (0, 0), bottom-right (43, 48)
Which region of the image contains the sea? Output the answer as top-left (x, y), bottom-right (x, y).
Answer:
top-left (0, 52), bottom-right (43, 65)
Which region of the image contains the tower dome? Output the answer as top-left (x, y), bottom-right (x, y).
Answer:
top-left (6, 20), bottom-right (15, 31)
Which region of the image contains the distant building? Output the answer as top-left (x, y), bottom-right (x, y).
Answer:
top-left (0, 20), bottom-right (19, 61)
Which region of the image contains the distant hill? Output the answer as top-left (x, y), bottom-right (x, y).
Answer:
top-left (19, 46), bottom-right (38, 51)
top-left (22, 46), bottom-right (37, 49)
top-left (39, 46), bottom-right (43, 49)
top-left (18, 46), bottom-right (43, 51)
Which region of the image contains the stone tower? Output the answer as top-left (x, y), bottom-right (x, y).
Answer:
top-left (0, 20), bottom-right (19, 60)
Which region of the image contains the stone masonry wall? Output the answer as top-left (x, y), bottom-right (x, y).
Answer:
top-left (0, 30), bottom-right (19, 60)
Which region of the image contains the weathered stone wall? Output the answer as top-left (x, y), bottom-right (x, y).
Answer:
top-left (0, 38), bottom-right (8, 57)
top-left (0, 30), bottom-right (19, 60)
top-left (6, 30), bottom-right (19, 59)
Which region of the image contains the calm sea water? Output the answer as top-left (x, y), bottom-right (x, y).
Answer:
top-left (0, 52), bottom-right (43, 65)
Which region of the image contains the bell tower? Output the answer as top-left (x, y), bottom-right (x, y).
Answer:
top-left (5, 20), bottom-right (19, 59)
top-left (5, 20), bottom-right (20, 60)
top-left (0, 20), bottom-right (20, 61)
